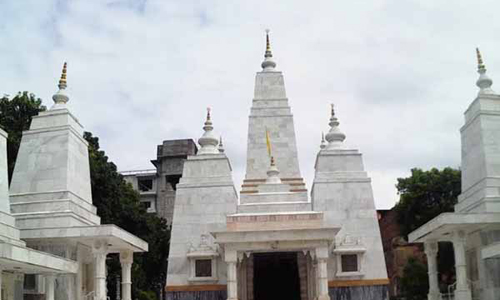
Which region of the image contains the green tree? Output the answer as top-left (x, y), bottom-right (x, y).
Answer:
top-left (395, 167), bottom-right (461, 237)
top-left (400, 257), bottom-right (429, 300)
top-left (0, 92), bottom-right (46, 182)
top-left (85, 132), bottom-right (170, 300)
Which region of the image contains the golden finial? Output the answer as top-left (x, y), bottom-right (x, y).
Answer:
top-left (207, 107), bottom-right (211, 121)
top-left (331, 103), bottom-right (335, 117)
top-left (265, 29), bottom-right (272, 58)
top-left (58, 62), bottom-right (67, 89)
top-left (270, 156), bottom-right (275, 166)
top-left (476, 48), bottom-right (486, 71)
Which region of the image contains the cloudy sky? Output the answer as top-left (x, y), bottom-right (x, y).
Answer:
top-left (1, 0), bottom-right (499, 208)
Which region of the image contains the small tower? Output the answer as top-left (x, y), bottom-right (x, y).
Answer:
top-left (198, 108), bottom-right (219, 155)
top-left (324, 104), bottom-right (346, 149)
top-left (51, 62), bottom-right (70, 110)
top-left (476, 48), bottom-right (495, 95)
top-left (261, 29), bottom-right (277, 72)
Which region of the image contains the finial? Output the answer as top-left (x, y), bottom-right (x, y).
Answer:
top-left (476, 48), bottom-right (486, 72)
top-left (320, 132), bottom-right (326, 149)
top-left (198, 108), bottom-right (219, 155)
top-left (324, 103), bottom-right (346, 149)
top-left (51, 62), bottom-right (70, 110)
top-left (475, 48), bottom-right (494, 95)
top-left (59, 62), bottom-right (67, 89)
top-left (261, 29), bottom-right (277, 71)
top-left (218, 136), bottom-right (225, 153)
top-left (266, 156), bottom-right (281, 184)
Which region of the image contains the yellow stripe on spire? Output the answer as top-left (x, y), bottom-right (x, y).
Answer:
top-left (266, 128), bottom-right (272, 157)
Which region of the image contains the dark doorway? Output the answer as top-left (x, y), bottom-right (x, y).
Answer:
top-left (253, 252), bottom-right (301, 300)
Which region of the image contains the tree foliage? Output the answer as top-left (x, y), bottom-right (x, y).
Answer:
top-left (399, 257), bottom-right (429, 300)
top-left (394, 167), bottom-right (461, 237)
top-left (85, 132), bottom-right (170, 300)
top-left (0, 92), bottom-right (46, 181)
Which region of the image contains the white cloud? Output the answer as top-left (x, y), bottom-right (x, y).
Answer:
top-left (1, 0), bottom-right (499, 208)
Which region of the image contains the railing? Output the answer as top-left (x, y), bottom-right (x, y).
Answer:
top-left (82, 292), bottom-right (113, 300)
top-left (120, 169), bottom-right (157, 176)
top-left (442, 280), bottom-right (480, 300)
top-left (83, 291), bottom-right (95, 300)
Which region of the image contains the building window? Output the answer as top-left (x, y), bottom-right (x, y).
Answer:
top-left (341, 254), bottom-right (358, 272)
top-left (141, 201), bottom-right (151, 209)
top-left (195, 259), bottom-right (212, 277)
top-left (138, 178), bottom-right (153, 192)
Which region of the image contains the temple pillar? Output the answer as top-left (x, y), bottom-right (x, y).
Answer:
top-left (92, 240), bottom-right (109, 300)
top-left (315, 247), bottom-right (330, 300)
top-left (452, 231), bottom-right (472, 300)
top-left (120, 250), bottom-right (133, 300)
top-left (225, 250), bottom-right (238, 300)
top-left (424, 241), bottom-right (441, 300)
top-left (45, 275), bottom-right (56, 300)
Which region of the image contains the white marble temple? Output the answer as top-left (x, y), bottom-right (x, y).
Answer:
top-left (409, 49), bottom-right (500, 300)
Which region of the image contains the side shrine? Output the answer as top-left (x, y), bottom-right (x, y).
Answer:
top-left (165, 32), bottom-right (389, 300)
top-left (0, 64), bottom-right (148, 300)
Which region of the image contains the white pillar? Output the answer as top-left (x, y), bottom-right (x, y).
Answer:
top-left (92, 240), bottom-right (109, 300)
top-left (225, 250), bottom-right (238, 300)
top-left (45, 275), bottom-right (56, 300)
top-left (315, 247), bottom-right (330, 300)
top-left (424, 241), bottom-right (441, 300)
top-left (452, 231), bottom-right (472, 300)
top-left (120, 251), bottom-right (133, 300)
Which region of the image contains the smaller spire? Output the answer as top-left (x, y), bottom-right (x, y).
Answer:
top-left (475, 48), bottom-right (494, 95)
top-left (218, 136), bottom-right (225, 153)
top-left (324, 104), bottom-right (346, 149)
top-left (51, 62), bottom-right (69, 110)
top-left (266, 156), bottom-right (282, 184)
top-left (320, 132), bottom-right (326, 149)
top-left (198, 107), bottom-right (219, 155)
top-left (261, 29), bottom-right (277, 71)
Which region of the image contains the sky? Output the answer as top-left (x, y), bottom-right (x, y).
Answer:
top-left (1, 0), bottom-right (499, 209)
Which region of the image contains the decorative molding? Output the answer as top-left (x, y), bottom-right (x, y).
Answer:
top-left (328, 279), bottom-right (390, 287)
top-left (166, 284), bottom-right (227, 292)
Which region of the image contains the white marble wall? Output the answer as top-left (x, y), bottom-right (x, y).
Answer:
top-left (312, 148), bottom-right (388, 280)
top-left (166, 153), bottom-right (238, 286)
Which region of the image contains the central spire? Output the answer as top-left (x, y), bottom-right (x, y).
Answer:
top-left (261, 29), bottom-right (277, 71)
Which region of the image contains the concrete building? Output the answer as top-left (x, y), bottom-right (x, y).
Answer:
top-left (409, 49), bottom-right (500, 300)
top-left (165, 31), bottom-right (388, 300)
top-left (1, 63), bottom-right (148, 300)
top-left (122, 139), bottom-right (197, 224)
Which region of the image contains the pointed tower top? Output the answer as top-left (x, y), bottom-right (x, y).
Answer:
top-left (51, 62), bottom-right (70, 110)
top-left (475, 48), bottom-right (494, 95)
top-left (198, 107), bottom-right (219, 155)
top-left (476, 48), bottom-right (485, 72)
top-left (59, 62), bottom-right (67, 89)
top-left (261, 29), bottom-right (277, 71)
top-left (325, 104), bottom-right (346, 149)
top-left (218, 136), bottom-right (225, 153)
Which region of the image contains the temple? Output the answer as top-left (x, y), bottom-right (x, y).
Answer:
top-left (0, 63), bottom-right (148, 300)
top-left (409, 49), bottom-right (500, 300)
top-left (166, 31), bottom-right (388, 300)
